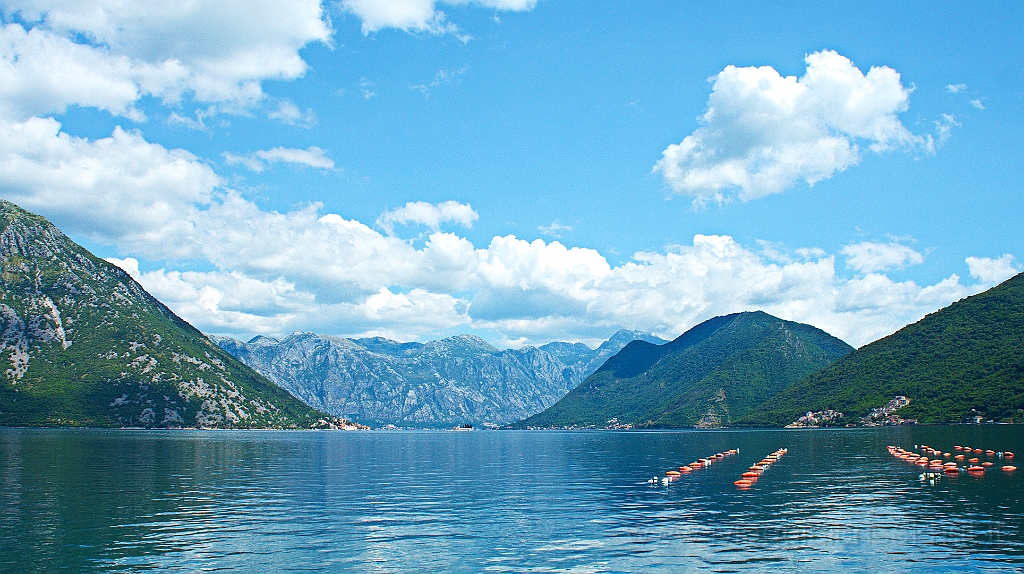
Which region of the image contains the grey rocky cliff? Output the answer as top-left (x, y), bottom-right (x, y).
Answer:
top-left (214, 330), bottom-right (665, 427)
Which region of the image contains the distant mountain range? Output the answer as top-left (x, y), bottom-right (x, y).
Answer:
top-left (214, 329), bottom-right (666, 427)
top-left (740, 272), bottom-right (1024, 426)
top-left (0, 200), bottom-right (335, 429)
top-left (512, 311), bottom-right (854, 428)
top-left (6, 199), bottom-right (1021, 432)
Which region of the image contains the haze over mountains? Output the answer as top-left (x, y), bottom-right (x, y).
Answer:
top-left (215, 329), bottom-right (666, 427)
top-left (0, 200), bottom-right (333, 429)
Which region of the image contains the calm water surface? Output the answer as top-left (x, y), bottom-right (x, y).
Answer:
top-left (2, 427), bottom-right (1023, 572)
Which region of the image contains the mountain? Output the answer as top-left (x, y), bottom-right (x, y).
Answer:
top-left (740, 273), bottom-right (1024, 427)
top-left (214, 330), bottom-right (665, 427)
top-left (511, 311), bottom-right (853, 428)
top-left (0, 200), bottom-right (335, 429)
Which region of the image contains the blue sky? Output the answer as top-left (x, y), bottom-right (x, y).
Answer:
top-left (0, 1), bottom-right (1021, 348)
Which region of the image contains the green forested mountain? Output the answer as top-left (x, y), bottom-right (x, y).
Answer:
top-left (511, 311), bottom-right (853, 428)
top-left (740, 273), bottom-right (1024, 427)
top-left (0, 200), bottom-right (334, 428)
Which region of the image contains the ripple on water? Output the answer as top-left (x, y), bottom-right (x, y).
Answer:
top-left (1, 427), bottom-right (1024, 572)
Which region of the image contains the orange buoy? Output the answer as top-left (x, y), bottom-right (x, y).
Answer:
top-left (944, 467), bottom-right (960, 474)
top-left (968, 466), bottom-right (985, 473)
top-left (735, 479), bottom-right (753, 487)
top-left (982, 462), bottom-right (994, 467)
top-left (916, 459), bottom-right (929, 466)
top-left (666, 470), bottom-right (681, 476)
top-left (954, 455), bottom-right (965, 461)
top-left (969, 458), bottom-right (979, 463)
top-left (741, 471), bottom-right (760, 478)
top-left (954, 445), bottom-right (963, 451)
top-left (679, 467), bottom-right (692, 474)
top-left (974, 449), bottom-right (983, 454)
top-left (1002, 466), bottom-right (1017, 472)
top-left (986, 450), bottom-right (996, 456)
top-left (1005, 452), bottom-right (1015, 459)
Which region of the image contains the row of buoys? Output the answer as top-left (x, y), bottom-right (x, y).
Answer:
top-left (887, 444), bottom-right (1017, 478)
top-left (951, 444), bottom-right (1014, 459)
top-left (734, 448), bottom-right (787, 489)
top-left (648, 448), bottom-right (740, 485)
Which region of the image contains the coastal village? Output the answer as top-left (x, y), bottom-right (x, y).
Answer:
top-left (786, 396), bottom-right (916, 428)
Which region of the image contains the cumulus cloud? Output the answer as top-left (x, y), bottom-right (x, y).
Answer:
top-left (224, 146), bottom-right (335, 172)
top-left (841, 240), bottom-right (924, 274)
top-left (946, 84), bottom-right (967, 94)
top-left (654, 50), bottom-right (928, 205)
top-left (1, 0), bottom-right (332, 112)
top-left (342, 0), bottom-right (536, 35)
top-left (0, 12), bottom-right (1008, 349)
top-left (376, 200), bottom-right (479, 234)
top-left (116, 220), bottom-right (995, 347)
top-left (966, 254), bottom-right (1020, 285)
top-left (16, 167), bottom-right (1007, 348)
top-left (3, 136), bottom-right (1006, 348)
top-left (0, 23), bottom-right (147, 121)
top-left (0, 117), bottom-right (219, 253)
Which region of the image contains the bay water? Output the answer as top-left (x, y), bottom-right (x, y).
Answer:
top-left (2, 427), bottom-right (1022, 572)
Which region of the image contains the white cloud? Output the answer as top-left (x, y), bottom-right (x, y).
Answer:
top-left (841, 240), bottom-right (924, 274)
top-left (146, 226), bottom-right (992, 347)
top-left (946, 84), bottom-right (967, 94)
top-left (2, 0), bottom-right (332, 112)
top-left (268, 100), bottom-right (317, 127)
top-left (377, 200), bottom-right (479, 234)
top-left (342, 0), bottom-right (535, 35)
top-left (654, 50), bottom-right (926, 205)
top-left (0, 22), bottom-right (1005, 349)
top-left (225, 146), bottom-right (335, 172)
top-left (0, 117), bottom-right (219, 254)
top-left (410, 66), bottom-right (468, 96)
top-left (538, 220), bottom-right (572, 238)
top-left (933, 113), bottom-right (958, 146)
top-left (970, 99), bottom-right (985, 110)
top-left (966, 254), bottom-right (1020, 285)
top-left (359, 77), bottom-right (377, 100)
top-left (0, 23), bottom-right (146, 121)
top-left (17, 171), bottom-right (1007, 347)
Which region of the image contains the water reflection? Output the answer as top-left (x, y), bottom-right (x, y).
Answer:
top-left (1, 427), bottom-right (1022, 572)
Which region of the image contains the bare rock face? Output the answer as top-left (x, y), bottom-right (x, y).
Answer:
top-left (214, 330), bottom-right (665, 427)
top-left (0, 200), bottom-right (329, 429)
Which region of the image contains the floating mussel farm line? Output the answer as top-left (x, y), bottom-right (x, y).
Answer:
top-left (647, 448), bottom-right (740, 485)
top-left (734, 448), bottom-right (787, 489)
top-left (644, 447), bottom-right (790, 489)
top-left (888, 444), bottom-right (1016, 480)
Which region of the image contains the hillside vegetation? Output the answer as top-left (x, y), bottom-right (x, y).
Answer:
top-left (511, 311), bottom-right (853, 428)
top-left (0, 200), bottom-right (332, 428)
top-left (740, 273), bottom-right (1024, 426)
